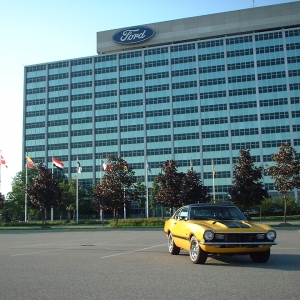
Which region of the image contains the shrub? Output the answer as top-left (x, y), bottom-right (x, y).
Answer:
top-left (109, 217), bottom-right (165, 227)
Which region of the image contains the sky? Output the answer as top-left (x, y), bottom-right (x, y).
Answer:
top-left (0, 0), bottom-right (298, 196)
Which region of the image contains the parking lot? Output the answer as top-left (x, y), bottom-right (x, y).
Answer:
top-left (0, 228), bottom-right (299, 300)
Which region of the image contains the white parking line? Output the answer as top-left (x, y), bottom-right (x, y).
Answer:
top-left (10, 237), bottom-right (138, 257)
top-left (101, 243), bottom-right (167, 259)
top-left (11, 248), bottom-right (65, 257)
top-left (93, 237), bottom-right (136, 246)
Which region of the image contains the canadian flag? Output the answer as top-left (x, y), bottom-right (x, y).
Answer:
top-left (1, 155), bottom-right (8, 168)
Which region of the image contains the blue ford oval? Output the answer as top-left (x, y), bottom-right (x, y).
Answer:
top-left (112, 26), bottom-right (155, 45)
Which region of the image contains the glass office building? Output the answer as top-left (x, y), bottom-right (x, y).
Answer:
top-left (23, 2), bottom-right (300, 201)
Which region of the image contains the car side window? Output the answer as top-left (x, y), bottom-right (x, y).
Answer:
top-left (172, 208), bottom-right (181, 220)
top-left (179, 208), bottom-right (188, 220)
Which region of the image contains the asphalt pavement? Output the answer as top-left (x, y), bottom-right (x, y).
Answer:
top-left (0, 227), bottom-right (299, 300)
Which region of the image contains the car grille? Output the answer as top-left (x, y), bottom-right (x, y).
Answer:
top-left (223, 233), bottom-right (263, 242)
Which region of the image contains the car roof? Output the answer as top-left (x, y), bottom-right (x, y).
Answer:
top-left (185, 203), bottom-right (236, 208)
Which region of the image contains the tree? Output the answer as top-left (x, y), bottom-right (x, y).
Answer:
top-left (155, 160), bottom-right (210, 216)
top-left (131, 179), bottom-right (146, 215)
top-left (150, 178), bottom-right (160, 217)
top-left (93, 156), bottom-right (135, 225)
top-left (0, 192), bottom-right (5, 221)
top-left (156, 160), bottom-right (184, 215)
top-left (27, 163), bottom-right (64, 226)
top-left (5, 167), bottom-right (39, 221)
top-left (267, 142), bottom-right (300, 223)
top-left (180, 170), bottom-right (210, 205)
top-left (0, 192), bottom-right (4, 209)
top-left (60, 178), bottom-right (86, 220)
top-left (228, 149), bottom-right (268, 211)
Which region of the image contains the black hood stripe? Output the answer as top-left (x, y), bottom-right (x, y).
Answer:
top-left (217, 220), bottom-right (251, 228)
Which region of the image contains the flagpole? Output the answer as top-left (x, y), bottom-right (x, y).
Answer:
top-left (51, 155), bottom-right (54, 221)
top-left (146, 157), bottom-right (149, 218)
top-left (212, 158), bottom-right (216, 203)
top-left (99, 157), bottom-right (103, 222)
top-left (0, 150), bottom-right (2, 193)
top-left (25, 152), bottom-right (28, 222)
top-left (76, 156), bottom-right (79, 225)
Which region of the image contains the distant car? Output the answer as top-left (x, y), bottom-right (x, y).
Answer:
top-left (163, 203), bottom-right (277, 264)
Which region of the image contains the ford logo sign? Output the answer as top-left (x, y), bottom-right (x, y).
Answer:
top-left (112, 26), bottom-right (155, 45)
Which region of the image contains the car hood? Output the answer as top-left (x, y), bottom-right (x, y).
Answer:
top-left (190, 220), bottom-right (270, 230)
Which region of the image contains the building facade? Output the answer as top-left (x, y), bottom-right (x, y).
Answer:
top-left (23, 2), bottom-right (300, 201)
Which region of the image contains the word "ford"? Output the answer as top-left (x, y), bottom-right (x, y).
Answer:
top-left (112, 26), bottom-right (155, 45)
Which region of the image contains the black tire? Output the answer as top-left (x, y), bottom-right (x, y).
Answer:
top-left (250, 249), bottom-right (270, 263)
top-left (168, 233), bottom-right (180, 255)
top-left (189, 236), bottom-right (208, 264)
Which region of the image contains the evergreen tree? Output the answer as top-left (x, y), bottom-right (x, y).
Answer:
top-left (228, 149), bottom-right (268, 210)
top-left (267, 142), bottom-right (300, 223)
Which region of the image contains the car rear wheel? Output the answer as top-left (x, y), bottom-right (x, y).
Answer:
top-left (168, 233), bottom-right (180, 255)
top-left (189, 236), bottom-right (208, 264)
top-left (250, 249), bottom-right (270, 263)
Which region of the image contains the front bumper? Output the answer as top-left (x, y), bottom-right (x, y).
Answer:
top-left (200, 241), bottom-right (277, 246)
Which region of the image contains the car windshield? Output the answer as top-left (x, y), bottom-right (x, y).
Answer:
top-left (190, 206), bottom-right (247, 221)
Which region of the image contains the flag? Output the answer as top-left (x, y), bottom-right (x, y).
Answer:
top-left (52, 157), bottom-right (64, 171)
top-left (147, 161), bottom-right (151, 173)
top-left (0, 155), bottom-right (8, 168)
top-left (190, 159), bottom-right (193, 171)
top-left (26, 156), bottom-right (34, 168)
top-left (77, 161), bottom-right (82, 173)
top-left (101, 160), bottom-right (110, 171)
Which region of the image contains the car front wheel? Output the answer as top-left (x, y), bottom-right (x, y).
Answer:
top-left (250, 249), bottom-right (270, 263)
top-left (168, 233), bottom-right (180, 255)
top-left (189, 236), bottom-right (208, 264)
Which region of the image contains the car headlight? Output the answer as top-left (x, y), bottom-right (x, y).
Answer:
top-left (204, 230), bottom-right (214, 241)
top-left (266, 230), bottom-right (276, 241)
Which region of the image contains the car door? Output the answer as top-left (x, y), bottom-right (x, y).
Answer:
top-left (171, 207), bottom-right (189, 249)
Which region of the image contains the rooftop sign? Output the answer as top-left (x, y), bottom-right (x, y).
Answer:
top-left (112, 26), bottom-right (155, 45)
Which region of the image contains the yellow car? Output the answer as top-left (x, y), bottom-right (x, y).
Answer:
top-left (163, 203), bottom-right (277, 264)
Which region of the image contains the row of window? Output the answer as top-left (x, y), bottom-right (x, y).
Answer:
top-left (27, 82), bottom-right (290, 98)
top-left (28, 66), bottom-right (293, 87)
top-left (25, 137), bottom-right (297, 154)
top-left (28, 94), bottom-right (289, 109)
top-left (26, 108), bottom-right (297, 129)
top-left (29, 54), bottom-right (298, 84)
top-left (202, 130), bottom-right (228, 138)
top-left (28, 123), bottom-right (295, 141)
top-left (26, 28), bottom-right (300, 73)
top-left (173, 119), bottom-right (199, 128)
